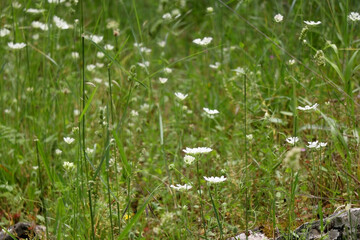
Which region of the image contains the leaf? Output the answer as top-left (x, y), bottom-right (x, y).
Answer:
top-left (79, 86), bottom-right (98, 122)
top-left (112, 130), bottom-right (131, 177)
top-left (118, 185), bottom-right (160, 239)
top-left (37, 141), bottom-right (54, 184)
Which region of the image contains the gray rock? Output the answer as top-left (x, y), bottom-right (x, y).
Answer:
top-left (276, 208), bottom-right (360, 240)
top-left (0, 222), bottom-right (46, 240)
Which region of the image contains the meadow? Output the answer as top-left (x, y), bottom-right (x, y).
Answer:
top-left (0, 0), bottom-right (360, 239)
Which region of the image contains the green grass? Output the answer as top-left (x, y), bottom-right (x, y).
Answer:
top-left (1, 0), bottom-right (360, 239)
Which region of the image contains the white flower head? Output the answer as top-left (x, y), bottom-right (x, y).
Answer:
top-left (286, 137), bottom-right (299, 145)
top-left (31, 21), bottom-right (48, 31)
top-left (183, 147), bottom-right (213, 155)
top-left (209, 62), bottom-right (221, 69)
top-left (8, 42), bottom-right (26, 49)
top-left (71, 52), bottom-right (79, 59)
top-left (307, 141), bottom-right (319, 149)
top-left (203, 107), bottom-right (219, 115)
top-left (170, 184), bottom-right (192, 191)
top-left (288, 59), bottom-right (296, 65)
top-left (274, 14), bottom-right (284, 23)
top-left (63, 161), bottom-right (75, 170)
top-left (232, 67), bottom-right (245, 75)
top-left (55, 149), bottom-right (62, 155)
top-left (193, 37), bottom-right (213, 46)
top-left (48, 0), bottom-right (66, 3)
top-left (348, 12), bottom-right (360, 22)
top-left (207, 7), bottom-right (214, 13)
top-left (304, 20), bottom-right (321, 26)
top-left (53, 16), bottom-right (70, 29)
top-left (0, 28), bottom-right (10, 37)
top-left (158, 40), bottom-right (166, 48)
top-left (162, 13), bottom-right (172, 20)
top-left (175, 92), bottom-right (188, 101)
top-left (25, 8), bottom-right (45, 14)
top-left (184, 155), bottom-right (195, 165)
top-left (104, 44), bottom-right (114, 50)
top-left (164, 67), bottom-right (172, 74)
top-left (97, 52), bottom-right (105, 58)
top-left (297, 103), bottom-right (319, 111)
top-left (204, 176), bottom-right (227, 183)
top-left (159, 77), bottom-right (168, 84)
top-left (316, 142), bottom-right (327, 149)
top-left (64, 137), bottom-right (75, 144)
top-left (86, 147), bottom-right (95, 154)
top-left (83, 34), bottom-right (103, 44)
top-left (87, 64), bottom-right (96, 71)
top-left (137, 61), bottom-right (150, 68)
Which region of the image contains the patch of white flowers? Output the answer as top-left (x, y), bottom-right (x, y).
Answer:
top-left (170, 184), bottom-right (192, 191)
top-left (183, 147), bottom-right (213, 155)
top-left (348, 12), bottom-right (360, 22)
top-left (204, 176), bottom-right (227, 183)
top-left (304, 20), bottom-right (321, 26)
top-left (193, 37), bottom-right (213, 46)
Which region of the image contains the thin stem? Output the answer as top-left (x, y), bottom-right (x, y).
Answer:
top-left (196, 160), bottom-right (207, 239)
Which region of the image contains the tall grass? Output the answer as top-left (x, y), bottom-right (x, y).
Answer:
top-left (0, 0), bottom-right (360, 239)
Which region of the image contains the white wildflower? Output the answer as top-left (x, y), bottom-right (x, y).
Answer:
top-left (53, 16), bottom-right (70, 29)
top-left (288, 59), bottom-right (296, 65)
top-left (74, 109), bottom-right (80, 116)
top-left (232, 67), bottom-right (245, 75)
top-left (8, 42), bottom-right (26, 49)
top-left (304, 20), bottom-right (321, 26)
top-left (209, 62), bottom-right (220, 69)
top-left (87, 64), bottom-right (96, 71)
top-left (97, 52), bottom-right (105, 58)
top-left (203, 107), bottom-right (219, 115)
top-left (274, 14), bottom-right (284, 23)
top-left (316, 142), bottom-right (327, 149)
top-left (193, 37), bottom-right (213, 46)
top-left (71, 52), bottom-right (79, 59)
top-left (48, 0), bottom-right (66, 3)
top-left (286, 137), bottom-right (299, 145)
top-left (183, 147), bottom-right (212, 155)
top-left (130, 110), bottom-right (139, 117)
top-left (96, 63), bottom-right (104, 68)
top-left (297, 103), bottom-right (319, 111)
top-left (93, 78), bottom-right (102, 83)
top-left (159, 77), bottom-right (168, 84)
top-left (63, 161), bottom-right (75, 170)
top-left (64, 137), bottom-right (75, 144)
top-left (104, 44), bottom-right (114, 50)
top-left (170, 184), bottom-right (192, 191)
top-left (204, 176), bottom-right (227, 183)
top-left (164, 67), bottom-right (172, 74)
top-left (25, 8), bottom-right (45, 14)
top-left (158, 40), bottom-right (166, 47)
top-left (12, 1), bottom-right (22, 8)
top-left (175, 92), bottom-right (188, 100)
top-left (0, 28), bottom-right (10, 37)
top-left (207, 7), bottom-right (214, 13)
top-left (162, 13), bottom-right (172, 20)
top-left (55, 149), bottom-right (62, 155)
top-left (31, 21), bottom-right (48, 31)
top-left (348, 12), bottom-right (360, 22)
top-left (86, 147), bottom-right (94, 154)
top-left (184, 155), bottom-right (195, 165)
top-left (83, 34), bottom-right (103, 44)
top-left (137, 61), bottom-right (150, 68)
top-left (307, 141), bottom-right (318, 149)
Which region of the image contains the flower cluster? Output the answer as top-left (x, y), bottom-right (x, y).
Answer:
top-left (183, 147), bottom-right (213, 155)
